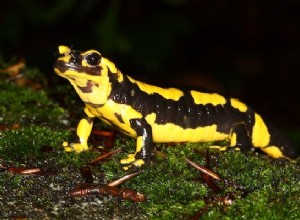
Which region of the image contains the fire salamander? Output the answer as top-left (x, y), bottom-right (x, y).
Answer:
top-left (54, 45), bottom-right (299, 169)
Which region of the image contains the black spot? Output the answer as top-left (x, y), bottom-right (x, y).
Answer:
top-left (114, 113), bottom-right (124, 123)
top-left (77, 80), bottom-right (94, 93)
top-left (107, 67), bottom-right (120, 83)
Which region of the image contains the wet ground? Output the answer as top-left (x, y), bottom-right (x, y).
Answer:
top-left (0, 162), bottom-right (147, 219)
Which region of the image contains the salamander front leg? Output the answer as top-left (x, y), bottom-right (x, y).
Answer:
top-left (64, 107), bottom-right (95, 153)
top-left (120, 118), bottom-right (153, 170)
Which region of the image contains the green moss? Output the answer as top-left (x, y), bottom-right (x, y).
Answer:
top-left (101, 143), bottom-right (300, 219)
top-left (187, 150), bottom-right (300, 219)
top-left (0, 125), bottom-right (105, 171)
top-left (0, 126), bottom-right (67, 161)
top-left (0, 80), bottom-right (67, 126)
top-left (102, 144), bottom-right (211, 219)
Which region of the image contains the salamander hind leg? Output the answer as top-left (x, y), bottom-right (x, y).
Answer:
top-left (120, 118), bottom-right (153, 170)
top-left (258, 123), bottom-right (299, 160)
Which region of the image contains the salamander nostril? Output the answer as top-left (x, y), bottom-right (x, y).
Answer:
top-left (68, 51), bottom-right (83, 64)
top-left (85, 52), bottom-right (102, 66)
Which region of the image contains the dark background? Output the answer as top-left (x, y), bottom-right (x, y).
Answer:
top-left (1, 0), bottom-right (299, 129)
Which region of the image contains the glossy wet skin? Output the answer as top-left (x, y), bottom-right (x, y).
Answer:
top-left (54, 46), bottom-right (299, 168)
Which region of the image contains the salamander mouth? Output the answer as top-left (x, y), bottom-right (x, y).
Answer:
top-left (54, 60), bottom-right (81, 74)
top-left (54, 60), bottom-right (102, 76)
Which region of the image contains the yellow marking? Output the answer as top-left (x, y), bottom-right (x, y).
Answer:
top-left (84, 76), bottom-right (112, 105)
top-left (82, 49), bottom-right (100, 57)
top-left (230, 98), bottom-right (248, 112)
top-left (63, 141), bottom-right (89, 153)
top-left (136, 136), bottom-right (143, 153)
top-left (145, 113), bottom-right (229, 143)
top-left (127, 154), bottom-right (136, 158)
top-left (190, 91), bottom-right (226, 106)
top-left (120, 158), bottom-right (145, 169)
top-left (120, 154), bottom-right (136, 164)
top-left (83, 54), bottom-right (123, 82)
top-left (100, 100), bottom-right (142, 124)
top-left (55, 52), bottom-right (72, 64)
top-left (230, 132), bottom-right (237, 147)
top-left (58, 45), bottom-right (71, 55)
top-left (252, 113), bottom-right (270, 147)
top-left (133, 159), bottom-right (145, 167)
top-left (77, 118), bottom-right (93, 145)
top-left (84, 107), bottom-right (95, 118)
top-left (55, 64), bottom-right (113, 105)
top-left (127, 76), bottom-right (184, 101)
top-left (261, 146), bottom-right (283, 158)
top-left (64, 146), bottom-right (73, 152)
top-left (209, 146), bottom-right (228, 151)
top-left (69, 143), bottom-right (89, 152)
top-left (81, 50), bottom-right (123, 83)
top-left (101, 58), bottom-right (123, 81)
top-left (86, 100), bottom-right (142, 138)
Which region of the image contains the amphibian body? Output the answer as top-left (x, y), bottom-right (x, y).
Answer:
top-left (54, 46), bottom-right (299, 168)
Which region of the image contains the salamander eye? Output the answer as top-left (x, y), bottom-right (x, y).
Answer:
top-left (85, 52), bottom-right (101, 66)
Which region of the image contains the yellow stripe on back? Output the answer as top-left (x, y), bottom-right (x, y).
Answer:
top-left (230, 98), bottom-right (248, 112)
top-left (190, 91), bottom-right (226, 106)
top-left (127, 76), bottom-right (184, 101)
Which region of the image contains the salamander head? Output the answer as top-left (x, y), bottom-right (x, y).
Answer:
top-left (54, 45), bottom-right (123, 104)
top-left (54, 45), bottom-right (122, 83)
